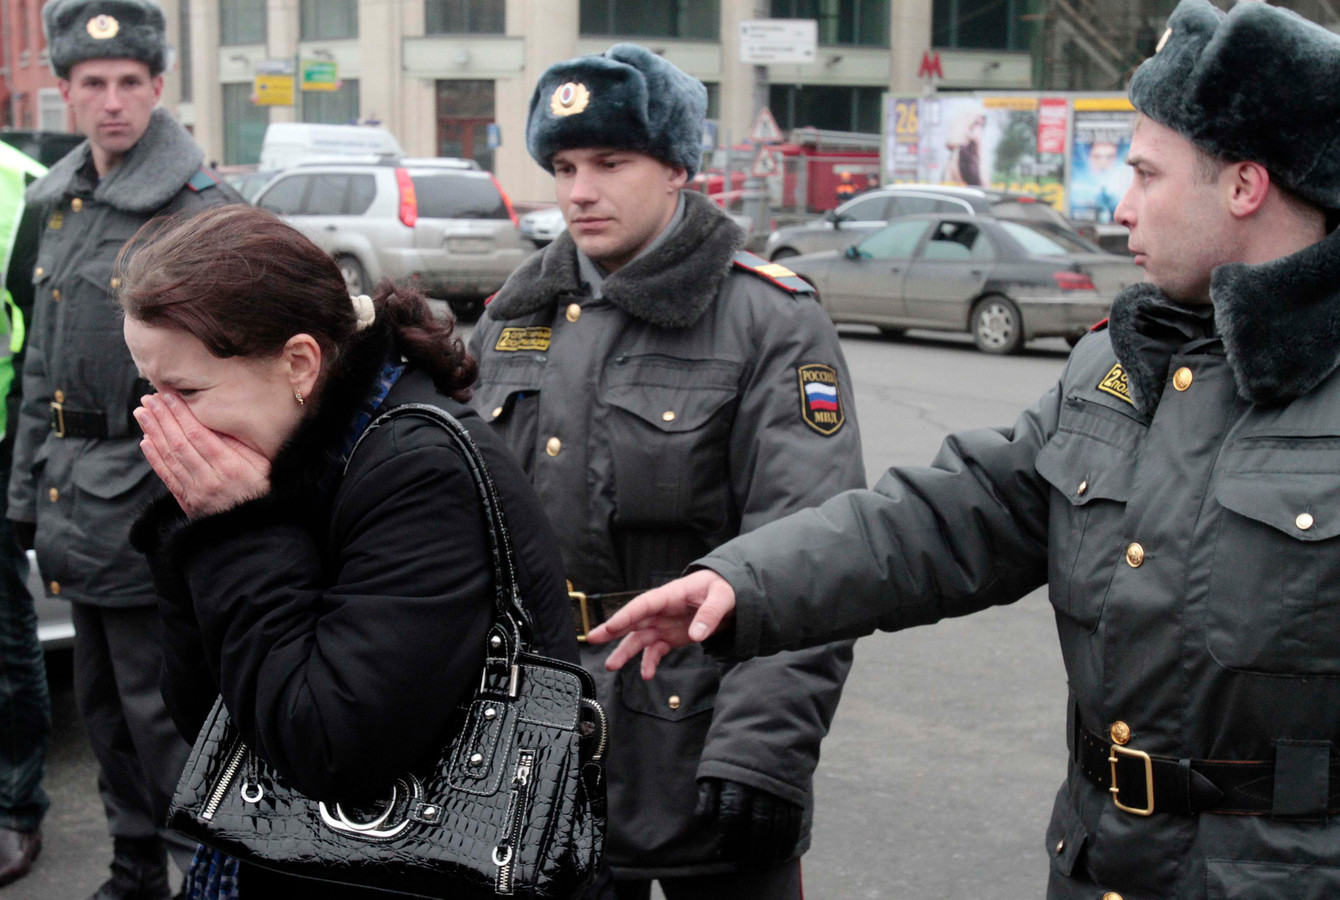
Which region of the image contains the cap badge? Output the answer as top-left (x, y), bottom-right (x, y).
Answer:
top-left (87, 14), bottom-right (120, 39)
top-left (1155, 27), bottom-right (1171, 54)
top-left (550, 82), bottom-right (591, 118)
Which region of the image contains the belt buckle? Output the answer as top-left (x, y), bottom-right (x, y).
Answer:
top-left (1108, 744), bottom-right (1155, 816)
top-left (570, 589), bottom-right (591, 642)
top-left (50, 401), bottom-right (65, 438)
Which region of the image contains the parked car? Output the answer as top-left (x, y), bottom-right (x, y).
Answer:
top-left (258, 122), bottom-right (405, 171)
top-left (519, 205), bottom-right (566, 246)
top-left (253, 158), bottom-right (532, 317)
top-left (223, 168), bottom-right (280, 203)
top-left (764, 185), bottom-right (1077, 261)
top-left (785, 213), bottom-right (1142, 354)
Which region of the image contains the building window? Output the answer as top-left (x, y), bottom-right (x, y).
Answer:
top-left (703, 82), bottom-right (720, 120)
top-left (436, 80), bottom-right (495, 170)
top-left (770, 84), bottom-right (883, 133)
top-left (426, 0), bottom-right (505, 34)
top-left (220, 0), bottom-right (267, 45)
top-left (302, 80), bottom-right (361, 125)
top-left (770, 0), bottom-right (888, 46)
top-left (302, 0), bottom-right (357, 40)
top-left (178, 0), bottom-right (192, 101)
top-left (933, 0), bottom-right (1034, 51)
top-left (223, 82), bottom-right (269, 164)
top-left (580, 0), bottom-right (720, 40)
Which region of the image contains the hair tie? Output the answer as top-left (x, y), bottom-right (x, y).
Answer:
top-left (352, 294), bottom-right (376, 331)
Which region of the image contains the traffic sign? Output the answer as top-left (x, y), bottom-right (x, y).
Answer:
top-left (739, 19), bottom-right (817, 65)
top-left (253, 73), bottom-right (294, 106)
top-left (751, 146), bottom-right (781, 178)
top-left (749, 108), bottom-right (783, 144)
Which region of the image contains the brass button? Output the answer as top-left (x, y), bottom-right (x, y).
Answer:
top-left (491, 406), bottom-right (503, 419)
top-left (33, 266), bottom-right (43, 278)
top-left (1172, 367), bottom-right (1193, 391)
top-left (110, 277), bottom-right (121, 290)
top-left (667, 695), bottom-right (682, 710)
top-left (49, 581), bottom-right (60, 595)
top-left (546, 437), bottom-right (562, 457)
top-left (1125, 542), bottom-right (1145, 568)
top-left (48, 487), bottom-right (58, 502)
top-left (1055, 839), bottom-right (1065, 854)
top-left (565, 303), bottom-right (582, 323)
top-left (1110, 721), bottom-right (1131, 745)
top-left (662, 411), bottom-right (676, 422)
top-left (1297, 512), bottom-right (1315, 531)
top-left (1077, 480), bottom-right (1088, 496)
top-left (1103, 894), bottom-right (1123, 900)
top-left (53, 389), bottom-right (65, 403)
top-left (71, 197), bottom-right (83, 212)
top-left (51, 288), bottom-right (60, 301)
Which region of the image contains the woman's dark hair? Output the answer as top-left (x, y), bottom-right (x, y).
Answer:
top-left (116, 205), bottom-right (477, 400)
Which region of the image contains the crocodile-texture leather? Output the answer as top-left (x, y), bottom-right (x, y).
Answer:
top-left (167, 406), bottom-right (606, 899)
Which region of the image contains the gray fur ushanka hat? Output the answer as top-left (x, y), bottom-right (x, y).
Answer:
top-left (43, 0), bottom-right (167, 79)
top-left (526, 43), bottom-right (707, 176)
top-left (1129, 0), bottom-right (1340, 209)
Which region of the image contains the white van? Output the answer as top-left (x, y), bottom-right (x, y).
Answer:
top-left (259, 123), bottom-right (405, 171)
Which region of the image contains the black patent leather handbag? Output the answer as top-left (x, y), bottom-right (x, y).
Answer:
top-left (167, 404), bottom-right (607, 898)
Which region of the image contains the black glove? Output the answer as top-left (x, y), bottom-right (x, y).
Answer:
top-left (695, 778), bottom-right (803, 870)
top-left (7, 519), bottom-right (34, 553)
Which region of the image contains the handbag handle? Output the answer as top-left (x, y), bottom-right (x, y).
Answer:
top-left (345, 403), bottom-right (535, 650)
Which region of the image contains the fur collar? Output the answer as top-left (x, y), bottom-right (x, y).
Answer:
top-left (131, 322), bottom-right (395, 558)
top-left (27, 108), bottom-right (204, 214)
top-left (487, 189), bottom-right (745, 329)
top-left (1108, 226), bottom-right (1340, 412)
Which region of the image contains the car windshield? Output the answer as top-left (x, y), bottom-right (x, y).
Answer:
top-left (411, 172), bottom-right (509, 219)
top-left (998, 220), bottom-right (1094, 257)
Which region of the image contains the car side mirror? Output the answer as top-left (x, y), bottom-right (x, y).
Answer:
top-left (844, 244), bottom-right (861, 260)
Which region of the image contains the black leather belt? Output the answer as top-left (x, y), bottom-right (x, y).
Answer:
top-left (1076, 725), bottom-right (1340, 817)
top-left (50, 401), bottom-right (106, 438)
top-left (569, 586), bottom-right (646, 642)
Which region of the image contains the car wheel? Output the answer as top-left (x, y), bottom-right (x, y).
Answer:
top-left (971, 296), bottom-right (1024, 355)
top-left (448, 296), bottom-right (484, 322)
top-left (1065, 332), bottom-right (1084, 348)
top-left (336, 255), bottom-right (368, 296)
top-left (771, 248), bottom-right (800, 261)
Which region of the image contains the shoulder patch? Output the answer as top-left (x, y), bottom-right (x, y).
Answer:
top-left (1097, 363), bottom-right (1135, 407)
top-left (798, 363), bottom-right (845, 436)
top-left (732, 250), bottom-right (815, 294)
top-left (186, 168), bottom-right (221, 193)
top-left (494, 326), bottom-right (551, 352)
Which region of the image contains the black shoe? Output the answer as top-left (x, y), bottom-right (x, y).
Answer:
top-left (0, 827), bottom-right (41, 887)
top-left (88, 836), bottom-right (172, 900)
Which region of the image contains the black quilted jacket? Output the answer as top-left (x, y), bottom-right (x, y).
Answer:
top-left (132, 323), bottom-right (578, 881)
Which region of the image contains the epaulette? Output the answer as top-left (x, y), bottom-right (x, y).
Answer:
top-left (185, 168), bottom-right (222, 193)
top-left (1089, 317), bottom-right (1110, 332)
top-left (730, 250), bottom-right (814, 294)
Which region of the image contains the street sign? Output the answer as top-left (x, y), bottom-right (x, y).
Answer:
top-left (486, 123), bottom-right (502, 150)
top-left (918, 50), bottom-right (944, 81)
top-left (749, 107), bottom-right (784, 144)
top-left (739, 19), bottom-right (818, 65)
top-left (301, 59), bottom-right (339, 92)
top-left (253, 73), bottom-right (294, 106)
top-left (701, 120), bottom-right (719, 152)
top-left (751, 146), bottom-right (781, 178)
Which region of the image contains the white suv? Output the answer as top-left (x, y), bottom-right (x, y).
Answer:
top-left (254, 159), bottom-right (533, 316)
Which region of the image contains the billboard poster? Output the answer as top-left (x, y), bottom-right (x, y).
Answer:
top-left (920, 96), bottom-right (1066, 210)
top-left (1069, 97), bottom-right (1136, 223)
top-left (882, 96), bottom-right (921, 185)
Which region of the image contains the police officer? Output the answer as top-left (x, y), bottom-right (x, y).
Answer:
top-left (6, 3), bottom-right (239, 897)
top-left (470, 44), bottom-right (863, 900)
top-left (592, 3), bottom-right (1340, 897)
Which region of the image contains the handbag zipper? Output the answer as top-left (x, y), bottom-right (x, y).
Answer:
top-left (493, 750), bottom-right (535, 895)
top-left (201, 741), bottom-right (246, 821)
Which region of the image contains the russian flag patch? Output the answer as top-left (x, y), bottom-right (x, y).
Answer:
top-left (797, 364), bottom-right (845, 436)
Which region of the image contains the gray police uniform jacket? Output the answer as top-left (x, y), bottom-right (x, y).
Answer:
top-left (470, 190), bottom-right (863, 878)
top-left (7, 108), bottom-right (238, 607)
top-left (698, 229), bottom-right (1340, 899)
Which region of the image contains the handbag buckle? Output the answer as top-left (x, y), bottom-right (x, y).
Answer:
top-left (1108, 744), bottom-right (1155, 816)
top-left (571, 589), bottom-right (592, 642)
top-left (318, 776), bottom-right (422, 840)
top-left (480, 663), bottom-right (520, 698)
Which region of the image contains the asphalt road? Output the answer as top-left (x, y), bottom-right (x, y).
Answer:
top-left (10, 326), bottom-right (1073, 899)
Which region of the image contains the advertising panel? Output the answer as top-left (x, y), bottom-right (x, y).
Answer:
top-left (1069, 97), bottom-right (1137, 223)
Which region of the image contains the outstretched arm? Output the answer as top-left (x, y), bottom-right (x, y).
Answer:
top-left (589, 568), bottom-right (736, 678)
